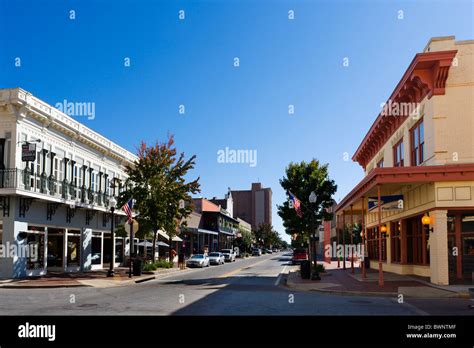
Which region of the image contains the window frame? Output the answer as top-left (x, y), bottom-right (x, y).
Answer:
top-left (393, 139), bottom-right (404, 167)
top-left (410, 118), bottom-right (424, 166)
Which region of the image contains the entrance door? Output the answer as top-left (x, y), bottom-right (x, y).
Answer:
top-left (447, 236), bottom-right (457, 283)
top-left (462, 235), bottom-right (474, 282)
top-left (47, 229), bottom-right (64, 269)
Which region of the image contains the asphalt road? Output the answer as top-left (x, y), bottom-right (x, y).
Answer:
top-left (0, 253), bottom-right (472, 315)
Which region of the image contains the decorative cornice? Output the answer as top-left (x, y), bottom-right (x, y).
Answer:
top-left (0, 88), bottom-right (138, 165)
top-left (352, 50), bottom-right (457, 169)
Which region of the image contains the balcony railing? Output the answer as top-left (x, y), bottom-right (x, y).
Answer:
top-left (0, 168), bottom-right (112, 208)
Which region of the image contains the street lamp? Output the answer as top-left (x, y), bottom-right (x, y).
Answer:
top-left (308, 191), bottom-right (321, 280)
top-left (107, 196), bottom-right (117, 277)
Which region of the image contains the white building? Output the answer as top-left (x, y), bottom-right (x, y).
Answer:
top-left (0, 88), bottom-right (137, 278)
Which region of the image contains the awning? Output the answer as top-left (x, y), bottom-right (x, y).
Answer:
top-left (137, 240), bottom-right (169, 247)
top-left (219, 229), bottom-right (235, 236)
top-left (183, 228), bottom-right (218, 236)
top-left (158, 230), bottom-right (183, 242)
top-left (336, 164), bottom-right (474, 214)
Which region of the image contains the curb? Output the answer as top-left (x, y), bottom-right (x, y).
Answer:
top-left (285, 279), bottom-right (397, 297)
top-left (285, 274), bottom-right (466, 299)
top-left (0, 283), bottom-right (90, 289)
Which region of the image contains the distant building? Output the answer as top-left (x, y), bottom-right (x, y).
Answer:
top-left (231, 183), bottom-right (272, 231)
top-left (209, 187), bottom-right (233, 218)
top-left (179, 198), bottom-right (238, 255)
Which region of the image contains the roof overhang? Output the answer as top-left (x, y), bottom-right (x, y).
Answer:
top-left (352, 50), bottom-right (458, 169)
top-left (336, 164), bottom-right (474, 214)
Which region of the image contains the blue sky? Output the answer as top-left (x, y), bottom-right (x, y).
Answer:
top-left (1, 0), bottom-right (473, 242)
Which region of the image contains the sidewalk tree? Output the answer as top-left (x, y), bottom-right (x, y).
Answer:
top-left (253, 223), bottom-right (280, 249)
top-left (277, 159), bottom-right (337, 273)
top-left (119, 135), bottom-right (200, 263)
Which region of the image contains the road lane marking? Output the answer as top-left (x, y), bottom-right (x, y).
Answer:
top-left (274, 266), bottom-right (288, 286)
top-left (216, 256), bottom-right (273, 279)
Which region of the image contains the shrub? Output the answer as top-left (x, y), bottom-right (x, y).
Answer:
top-left (154, 260), bottom-right (174, 268)
top-left (315, 263), bottom-right (326, 273)
top-left (143, 263), bottom-right (157, 272)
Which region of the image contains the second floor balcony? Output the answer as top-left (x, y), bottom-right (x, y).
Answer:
top-left (0, 168), bottom-right (114, 209)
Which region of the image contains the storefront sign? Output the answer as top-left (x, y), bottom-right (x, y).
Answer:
top-left (21, 143), bottom-right (36, 162)
top-left (368, 194), bottom-right (404, 212)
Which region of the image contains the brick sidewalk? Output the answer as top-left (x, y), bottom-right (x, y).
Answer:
top-left (0, 267), bottom-right (182, 288)
top-left (286, 265), bottom-right (464, 298)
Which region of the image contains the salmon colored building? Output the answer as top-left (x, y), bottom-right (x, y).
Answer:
top-left (335, 36), bottom-right (474, 285)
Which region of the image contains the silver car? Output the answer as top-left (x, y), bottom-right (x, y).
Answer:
top-left (186, 254), bottom-right (210, 268)
top-left (208, 252), bottom-right (225, 265)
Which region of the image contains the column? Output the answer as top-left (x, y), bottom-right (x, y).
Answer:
top-left (454, 213), bottom-right (462, 280)
top-left (342, 212), bottom-right (346, 269)
top-left (429, 210), bottom-right (449, 285)
top-left (361, 196), bottom-right (367, 278)
top-left (377, 185), bottom-right (384, 286)
top-left (400, 219), bottom-right (408, 264)
top-left (63, 229), bottom-right (68, 271)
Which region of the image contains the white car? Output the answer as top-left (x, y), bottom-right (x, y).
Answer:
top-left (186, 254), bottom-right (210, 268)
top-left (208, 252), bottom-right (225, 265)
top-left (221, 249), bottom-right (236, 262)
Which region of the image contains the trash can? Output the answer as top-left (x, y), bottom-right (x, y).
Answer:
top-left (133, 258), bottom-right (142, 276)
top-left (300, 260), bottom-right (311, 279)
top-left (364, 256), bottom-right (370, 269)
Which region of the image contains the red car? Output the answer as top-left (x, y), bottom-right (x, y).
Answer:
top-left (292, 248), bottom-right (308, 264)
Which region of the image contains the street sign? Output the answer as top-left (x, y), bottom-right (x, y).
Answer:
top-left (124, 219), bottom-right (139, 233)
top-left (21, 143), bottom-right (36, 162)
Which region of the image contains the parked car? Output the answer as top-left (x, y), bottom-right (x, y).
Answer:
top-left (208, 252), bottom-right (225, 265)
top-left (252, 248), bottom-right (262, 256)
top-left (186, 254), bottom-right (210, 268)
top-left (272, 248), bottom-right (279, 253)
top-left (292, 248), bottom-right (308, 264)
top-left (266, 249), bottom-right (273, 254)
top-left (221, 249), bottom-right (236, 262)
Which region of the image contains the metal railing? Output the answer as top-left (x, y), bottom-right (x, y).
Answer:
top-left (0, 168), bottom-right (112, 207)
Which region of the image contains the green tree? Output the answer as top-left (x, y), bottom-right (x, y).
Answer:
top-left (119, 135), bottom-right (200, 263)
top-left (253, 223), bottom-right (281, 249)
top-left (277, 160), bottom-right (337, 274)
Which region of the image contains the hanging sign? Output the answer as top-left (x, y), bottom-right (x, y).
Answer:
top-left (368, 195), bottom-right (404, 212)
top-left (21, 143), bottom-right (36, 162)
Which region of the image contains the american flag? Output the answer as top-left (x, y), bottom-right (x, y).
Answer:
top-left (289, 192), bottom-right (303, 218)
top-left (122, 199), bottom-right (134, 222)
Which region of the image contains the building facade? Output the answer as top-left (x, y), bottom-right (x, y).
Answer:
top-left (231, 182), bottom-right (272, 231)
top-left (0, 88), bottom-right (136, 278)
top-left (179, 198), bottom-right (238, 256)
top-left (335, 36), bottom-right (474, 285)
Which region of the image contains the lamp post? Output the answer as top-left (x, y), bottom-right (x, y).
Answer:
top-left (106, 196), bottom-right (117, 277)
top-left (308, 191), bottom-right (321, 280)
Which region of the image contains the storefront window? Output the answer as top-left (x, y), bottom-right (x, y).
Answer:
top-left (115, 238), bottom-right (124, 263)
top-left (390, 221), bottom-right (401, 263)
top-left (91, 232), bottom-right (102, 265)
top-left (67, 231), bottom-right (81, 267)
top-left (461, 215), bottom-right (474, 233)
top-left (47, 229), bottom-right (64, 268)
top-left (463, 237), bottom-right (474, 256)
top-left (26, 229), bottom-right (45, 270)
